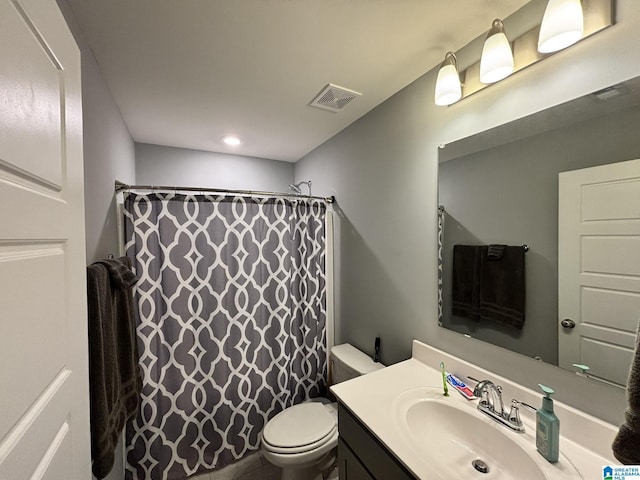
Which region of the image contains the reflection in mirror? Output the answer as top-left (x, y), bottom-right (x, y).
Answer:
top-left (438, 75), bottom-right (640, 388)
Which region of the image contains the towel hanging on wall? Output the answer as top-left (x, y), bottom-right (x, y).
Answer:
top-left (86, 256), bottom-right (141, 479)
top-left (478, 245), bottom-right (526, 329)
top-left (451, 245), bottom-right (482, 321)
top-left (451, 244), bottom-right (526, 329)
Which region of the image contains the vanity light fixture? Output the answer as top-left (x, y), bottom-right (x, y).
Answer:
top-left (222, 135), bottom-right (242, 146)
top-left (432, 0), bottom-right (613, 106)
top-left (434, 52), bottom-right (462, 106)
top-left (538, 0), bottom-right (584, 53)
top-left (480, 19), bottom-right (514, 84)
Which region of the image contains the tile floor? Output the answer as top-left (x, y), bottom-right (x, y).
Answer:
top-left (188, 452), bottom-right (281, 480)
top-left (187, 451), bottom-right (339, 480)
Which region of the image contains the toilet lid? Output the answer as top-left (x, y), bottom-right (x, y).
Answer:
top-left (262, 402), bottom-right (336, 449)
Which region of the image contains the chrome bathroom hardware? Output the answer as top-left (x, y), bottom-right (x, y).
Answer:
top-left (114, 180), bottom-right (333, 203)
top-left (288, 180), bottom-right (312, 195)
top-left (473, 380), bottom-right (526, 433)
top-left (507, 399), bottom-right (537, 432)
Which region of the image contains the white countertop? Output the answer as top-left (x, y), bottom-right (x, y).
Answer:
top-left (331, 340), bottom-right (618, 480)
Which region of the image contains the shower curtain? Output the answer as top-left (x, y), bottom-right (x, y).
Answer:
top-left (122, 192), bottom-right (328, 480)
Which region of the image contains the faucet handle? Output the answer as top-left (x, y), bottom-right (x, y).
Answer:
top-left (513, 399), bottom-right (537, 413)
top-left (508, 400), bottom-right (523, 427)
top-left (510, 399), bottom-right (536, 427)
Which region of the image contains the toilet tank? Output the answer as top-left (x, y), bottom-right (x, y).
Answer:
top-left (329, 343), bottom-right (384, 385)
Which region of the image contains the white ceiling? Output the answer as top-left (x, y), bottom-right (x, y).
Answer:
top-left (65, 0), bottom-right (530, 162)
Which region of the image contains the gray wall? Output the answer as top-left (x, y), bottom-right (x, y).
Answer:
top-left (439, 106), bottom-right (640, 365)
top-left (296, 0), bottom-right (640, 425)
top-left (57, 0), bottom-right (136, 265)
top-left (82, 58), bottom-right (136, 263)
top-left (136, 143), bottom-right (294, 191)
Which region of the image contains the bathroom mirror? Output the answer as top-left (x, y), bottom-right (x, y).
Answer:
top-left (438, 75), bottom-right (640, 387)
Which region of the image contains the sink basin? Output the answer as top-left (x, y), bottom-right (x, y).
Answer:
top-left (392, 388), bottom-right (580, 479)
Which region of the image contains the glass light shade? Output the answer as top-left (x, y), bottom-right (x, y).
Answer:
top-left (434, 53), bottom-right (462, 106)
top-left (538, 0), bottom-right (584, 53)
top-left (480, 20), bottom-right (514, 84)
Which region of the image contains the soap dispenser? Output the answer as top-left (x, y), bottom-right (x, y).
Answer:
top-left (536, 384), bottom-right (559, 463)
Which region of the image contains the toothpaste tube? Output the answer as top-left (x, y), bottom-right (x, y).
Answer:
top-left (446, 373), bottom-right (476, 400)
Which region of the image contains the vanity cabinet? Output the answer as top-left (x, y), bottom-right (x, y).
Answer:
top-left (337, 403), bottom-right (416, 480)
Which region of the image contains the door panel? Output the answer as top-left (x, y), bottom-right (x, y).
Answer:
top-left (0, 0), bottom-right (90, 478)
top-left (582, 236), bottom-right (640, 275)
top-left (0, 1), bottom-right (63, 189)
top-left (581, 178), bottom-right (640, 221)
top-left (0, 373), bottom-right (72, 478)
top-left (0, 246), bottom-right (68, 435)
top-left (582, 287), bottom-right (640, 332)
top-left (558, 159), bottom-right (640, 387)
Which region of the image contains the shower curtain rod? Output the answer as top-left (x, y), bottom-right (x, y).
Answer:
top-left (114, 180), bottom-right (335, 203)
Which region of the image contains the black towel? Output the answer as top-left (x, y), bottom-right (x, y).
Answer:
top-left (487, 244), bottom-right (506, 260)
top-left (451, 245), bottom-right (482, 320)
top-left (478, 245), bottom-right (526, 329)
top-left (613, 321), bottom-right (640, 464)
top-left (87, 256), bottom-right (141, 479)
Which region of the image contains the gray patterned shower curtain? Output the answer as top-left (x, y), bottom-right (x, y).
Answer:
top-left (122, 192), bottom-right (328, 480)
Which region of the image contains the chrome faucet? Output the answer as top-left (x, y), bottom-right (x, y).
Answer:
top-left (472, 379), bottom-right (526, 433)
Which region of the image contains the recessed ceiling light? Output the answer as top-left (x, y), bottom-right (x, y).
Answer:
top-left (222, 135), bottom-right (241, 146)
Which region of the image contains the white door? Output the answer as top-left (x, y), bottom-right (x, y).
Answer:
top-left (558, 159), bottom-right (640, 387)
top-left (0, 0), bottom-right (91, 478)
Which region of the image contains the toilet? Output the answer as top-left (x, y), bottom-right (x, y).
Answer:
top-left (260, 343), bottom-right (384, 480)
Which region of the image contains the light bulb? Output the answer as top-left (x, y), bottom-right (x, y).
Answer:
top-left (434, 52), bottom-right (462, 106)
top-left (480, 19), bottom-right (514, 84)
top-left (538, 0), bottom-right (584, 53)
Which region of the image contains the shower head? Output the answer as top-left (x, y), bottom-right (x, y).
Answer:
top-left (288, 181), bottom-right (312, 196)
top-left (288, 183), bottom-right (302, 194)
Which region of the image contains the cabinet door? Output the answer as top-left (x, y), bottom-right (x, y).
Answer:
top-left (338, 439), bottom-right (375, 480)
top-left (338, 404), bottom-right (416, 480)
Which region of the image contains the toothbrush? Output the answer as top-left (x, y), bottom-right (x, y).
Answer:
top-left (440, 362), bottom-right (449, 396)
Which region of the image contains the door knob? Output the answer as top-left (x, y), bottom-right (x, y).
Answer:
top-left (561, 318), bottom-right (576, 329)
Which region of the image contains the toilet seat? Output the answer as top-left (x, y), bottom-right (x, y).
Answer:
top-left (261, 402), bottom-right (338, 454)
top-left (261, 427), bottom-right (337, 455)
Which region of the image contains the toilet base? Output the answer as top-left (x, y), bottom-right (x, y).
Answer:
top-left (277, 450), bottom-right (336, 480)
top-left (281, 465), bottom-right (322, 480)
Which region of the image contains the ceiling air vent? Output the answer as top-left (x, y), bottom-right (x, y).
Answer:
top-left (309, 84), bottom-right (362, 113)
top-left (590, 83), bottom-right (629, 102)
